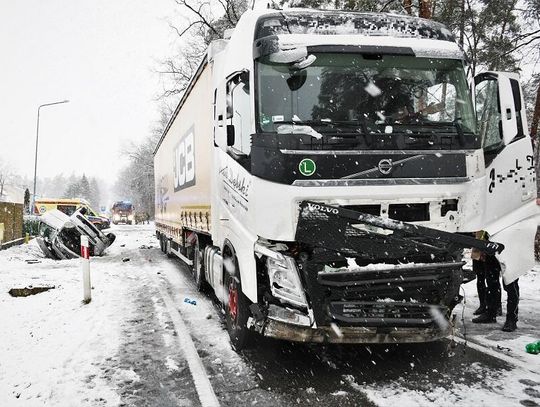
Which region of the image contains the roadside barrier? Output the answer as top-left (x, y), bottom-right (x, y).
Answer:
top-left (81, 235), bottom-right (91, 304)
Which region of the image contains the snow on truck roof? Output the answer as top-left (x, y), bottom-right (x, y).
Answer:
top-left (254, 10), bottom-right (455, 42)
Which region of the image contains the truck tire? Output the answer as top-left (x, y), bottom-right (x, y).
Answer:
top-left (224, 251), bottom-right (252, 351)
top-left (166, 239), bottom-right (174, 258)
top-left (192, 237), bottom-right (206, 292)
top-left (159, 235), bottom-right (166, 253)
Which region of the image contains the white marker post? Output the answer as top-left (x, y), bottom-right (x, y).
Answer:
top-left (80, 235), bottom-right (91, 304)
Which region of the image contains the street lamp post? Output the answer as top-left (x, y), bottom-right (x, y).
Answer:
top-left (32, 100), bottom-right (69, 214)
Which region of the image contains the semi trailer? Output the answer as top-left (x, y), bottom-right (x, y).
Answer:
top-left (154, 9), bottom-right (538, 349)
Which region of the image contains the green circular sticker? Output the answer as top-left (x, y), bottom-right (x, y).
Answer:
top-left (299, 158), bottom-right (316, 176)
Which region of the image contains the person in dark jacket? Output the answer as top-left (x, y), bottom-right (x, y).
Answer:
top-left (472, 255), bottom-right (502, 323)
top-left (471, 231), bottom-right (519, 332)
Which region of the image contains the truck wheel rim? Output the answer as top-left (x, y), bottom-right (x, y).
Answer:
top-left (228, 279), bottom-right (238, 322)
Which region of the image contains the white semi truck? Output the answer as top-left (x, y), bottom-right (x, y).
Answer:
top-left (154, 9), bottom-right (537, 349)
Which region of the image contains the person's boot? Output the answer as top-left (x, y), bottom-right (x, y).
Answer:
top-left (472, 313), bottom-right (496, 323)
top-left (473, 305), bottom-right (487, 315)
top-left (497, 304), bottom-right (503, 317)
top-left (502, 319), bottom-right (517, 332)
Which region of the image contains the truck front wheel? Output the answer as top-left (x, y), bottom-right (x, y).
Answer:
top-left (224, 253), bottom-right (252, 351)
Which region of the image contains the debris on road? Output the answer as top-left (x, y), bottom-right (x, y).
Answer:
top-left (183, 298), bottom-right (197, 306)
top-left (525, 341), bottom-right (540, 355)
top-left (9, 286), bottom-right (55, 297)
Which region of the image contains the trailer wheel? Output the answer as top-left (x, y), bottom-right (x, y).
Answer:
top-left (224, 252), bottom-right (252, 351)
top-left (192, 236), bottom-right (206, 292)
top-left (159, 235), bottom-right (166, 253)
top-left (166, 239), bottom-right (174, 258)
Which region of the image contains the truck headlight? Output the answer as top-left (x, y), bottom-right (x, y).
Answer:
top-left (128, 215), bottom-right (134, 220)
top-left (113, 214), bottom-right (120, 221)
top-left (267, 255), bottom-right (308, 308)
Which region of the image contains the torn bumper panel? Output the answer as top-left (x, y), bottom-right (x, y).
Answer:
top-left (263, 317), bottom-right (451, 344)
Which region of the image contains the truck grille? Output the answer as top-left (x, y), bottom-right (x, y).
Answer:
top-left (328, 302), bottom-right (446, 327)
top-left (300, 257), bottom-right (462, 328)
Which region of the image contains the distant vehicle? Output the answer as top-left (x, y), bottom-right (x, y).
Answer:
top-left (33, 198), bottom-right (111, 230)
top-left (36, 208), bottom-right (116, 259)
top-left (111, 201), bottom-right (135, 225)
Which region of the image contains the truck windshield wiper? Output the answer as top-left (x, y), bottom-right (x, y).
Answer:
top-left (393, 120), bottom-right (470, 145)
top-left (274, 120), bottom-right (337, 128)
top-left (274, 119), bottom-right (371, 136)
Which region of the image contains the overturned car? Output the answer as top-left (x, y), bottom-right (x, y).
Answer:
top-left (36, 208), bottom-right (116, 259)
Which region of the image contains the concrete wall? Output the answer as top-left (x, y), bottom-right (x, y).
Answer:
top-left (0, 202), bottom-right (23, 245)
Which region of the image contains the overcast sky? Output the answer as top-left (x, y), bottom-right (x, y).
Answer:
top-left (0, 0), bottom-right (179, 182)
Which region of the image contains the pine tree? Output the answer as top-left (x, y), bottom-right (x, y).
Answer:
top-left (79, 174), bottom-right (91, 201)
top-left (89, 178), bottom-right (101, 209)
top-left (24, 188), bottom-right (30, 214)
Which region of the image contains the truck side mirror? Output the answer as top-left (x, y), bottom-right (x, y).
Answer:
top-left (227, 125), bottom-right (235, 146)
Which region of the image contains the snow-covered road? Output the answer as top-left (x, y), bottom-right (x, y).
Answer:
top-left (1, 224), bottom-right (539, 406)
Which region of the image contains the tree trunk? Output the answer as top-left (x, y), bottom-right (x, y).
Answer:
top-left (403, 0), bottom-right (413, 15)
top-left (531, 83), bottom-right (540, 143)
top-left (459, 0), bottom-right (465, 47)
top-left (419, 0), bottom-right (432, 18)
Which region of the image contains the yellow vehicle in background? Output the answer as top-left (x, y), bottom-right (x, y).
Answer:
top-left (33, 198), bottom-right (111, 230)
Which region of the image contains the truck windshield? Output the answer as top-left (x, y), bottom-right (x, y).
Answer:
top-left (256, 53), bottom-right (476, 137)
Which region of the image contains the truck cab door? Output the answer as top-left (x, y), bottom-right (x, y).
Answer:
top-left (474, 71), bottom-right (536, 229)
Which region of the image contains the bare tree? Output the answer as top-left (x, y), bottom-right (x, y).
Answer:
top-left (157, 0), bottom-right (248, 100)
top-left (0, 158), bottom-right (13, 199)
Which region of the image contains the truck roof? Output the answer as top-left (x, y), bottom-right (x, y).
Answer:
top-left (254, 10), bottom-right (454, 42)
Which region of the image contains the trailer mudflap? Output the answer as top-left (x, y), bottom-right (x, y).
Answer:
top-left (293, 201), bottom-right (503, 333)
top-left (295, 200), bottom-right (504, 258)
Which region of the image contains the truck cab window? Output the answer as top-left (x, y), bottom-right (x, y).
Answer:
top-left (256, 54), bottom-right (476, 138)
top-left (226, 73), bottom-right (252, 155)
top-left (475, 79), bottom-right (503, 150)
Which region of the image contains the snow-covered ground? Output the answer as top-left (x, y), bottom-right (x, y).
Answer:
top-left (0, 224), bottom-right (267, 407)
top-left (458, 265), bottom-right (540, 369)
top-left (1, 224), bottom-right (539, 407)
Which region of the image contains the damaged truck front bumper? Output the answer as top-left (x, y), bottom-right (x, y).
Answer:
top-left (251, 301), bottom-right (452, 344)
top-left (263, 317), bottom-right (451, 344)
top-left (251, 201), bottom-right (504, 344)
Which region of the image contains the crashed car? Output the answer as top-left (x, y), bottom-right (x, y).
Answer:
top-left (36, 208), bottom-right (115, 259)
top-left (87, 214), bottom-right (111, 230)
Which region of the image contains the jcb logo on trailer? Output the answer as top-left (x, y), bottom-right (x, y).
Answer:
top-left (173, 128), bottom-right (196, 191)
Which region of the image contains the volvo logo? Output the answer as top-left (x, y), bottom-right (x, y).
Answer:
top-left (377, 159), bottom-right (393, 175)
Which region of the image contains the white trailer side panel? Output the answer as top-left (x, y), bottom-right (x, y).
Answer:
top-left (155, 63), bottom-right (213, 236)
